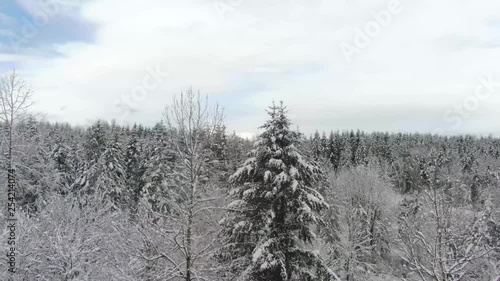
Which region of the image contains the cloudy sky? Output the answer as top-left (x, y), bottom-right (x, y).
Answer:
top-left (1, 0), bottom-right (500, 137)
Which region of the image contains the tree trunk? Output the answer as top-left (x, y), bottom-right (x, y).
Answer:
top-left (185, 165), bottom-right (197, 281)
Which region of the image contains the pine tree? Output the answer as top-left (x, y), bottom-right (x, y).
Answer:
top-left (15, 116), bottom-right (53, 213)
top-left (72, 124), bottom-right (126, 209)
top-left (211, 124), bottom-right (228, 161)
top-left (311, 130), bottom-right (323, 161)
top-left (95, 132), bottom-right (126, 208)
top-left (340, 132), bottom-right (353, 168)
top-left (51, 133), bottom-right (73, 193)
top-left (320, 131), bottom-right (328, 159)
top-left (218, 102), bottom-right (337, 281)
top-left (72, 121), bottom-right (107, 196)
top-left (84, 121), bottom-right (106, 163)
top-left (328, 131), bottom-right (343, 172)
top-left (140, 122), bottom-right (178, 215)
top-left (125, 124), bottom-right (143, 210)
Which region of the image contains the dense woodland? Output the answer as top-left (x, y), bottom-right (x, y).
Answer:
top-left (0, 72), bottom-right (499, 280)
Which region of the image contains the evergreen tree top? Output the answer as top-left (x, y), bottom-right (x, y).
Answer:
top-left (221, 102), bottom-right (335, 281)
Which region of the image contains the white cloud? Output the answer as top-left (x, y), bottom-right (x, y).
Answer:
top-left (8, 0), bottom-right (500, 135)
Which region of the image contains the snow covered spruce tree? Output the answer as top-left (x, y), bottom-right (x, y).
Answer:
top-left (218, 102), bottom-right (338, 281)
top-left (139, 121), bottom-right (178, 215)
top-left (72, 122), bottom-right (126, 209)
top-left (125, 124), bottom-right (144, 213)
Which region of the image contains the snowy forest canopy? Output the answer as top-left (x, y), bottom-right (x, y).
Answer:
top-left (0, 74), bottom-right (499, 281)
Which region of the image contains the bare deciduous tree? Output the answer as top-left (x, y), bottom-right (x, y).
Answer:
top-left (140, 89), bottom-right (224, 280)
top-left (0, 70), bottom-right (33, 169)
top-left (398, 163), bottom-right (492, 281)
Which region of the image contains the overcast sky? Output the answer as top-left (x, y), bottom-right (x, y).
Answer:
top-left (1, 0), bottom-right (500, 138)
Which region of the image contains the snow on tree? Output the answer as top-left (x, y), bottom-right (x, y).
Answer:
top-left (0, 70), bottom-right (33, 169)
top-left (125, 124), bottom-right (144, 212)
top-left (84, 121), bottom-right (106, 163)
top-left (225, 131), bottom-right (252, 174)
top-left (12, 117), bottom-right (55, 213)
top-left (211, 124), bottom-right (228, 161)
top-left (139, 122), bottom-right (179, 216)
top-left (311, 130), bottom-right (323, 161)
top-left (72, 123), bottom-right (126, 210)
top-left (218, 101), bottom-right (339, 281)
top-left (328, 131), bottom-right (343, 172)
top-left (398, 153), bottom-right (493, 281)
top-left (325, 166), bottom-right (398, 280)
top-left (94, 132), bottom-right (126, 208)
top-left (72, 122), bottom-right (107, 193)
top-left (51, 131), bottom-right (74, 193)
top-left (138, 89), bottom-right (224, 281)
top-left (0, 193), bottom-right (150, 281)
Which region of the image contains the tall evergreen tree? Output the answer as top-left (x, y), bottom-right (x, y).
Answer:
top-left (15, 117), bottom-right (53, 212)
top-left (211, 124), bottom-right (228, 161)
top-left (73, 124), bottom-right (126, 209)
top-left (95, 132), bottom-right (126, 208)
top-left (328, 131), bottom-right (343, 172)
top-left (125, 124), bottom-right (143, 210)
top-left (311, 130), bottom-right (323, 161)
top-left (140, 122), bottom-right (178, 215)
top-left (51, 133), bottom-right (73, 193)
top-left (218, 102), bottom-right (337, 281)
top-left (84, 121), bottom-right (106, 163)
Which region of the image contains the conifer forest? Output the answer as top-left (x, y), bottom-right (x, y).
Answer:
top-left (2, 1), bottom-right (500, 280)
top-left (0, 71), bottom-right (499, 281)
